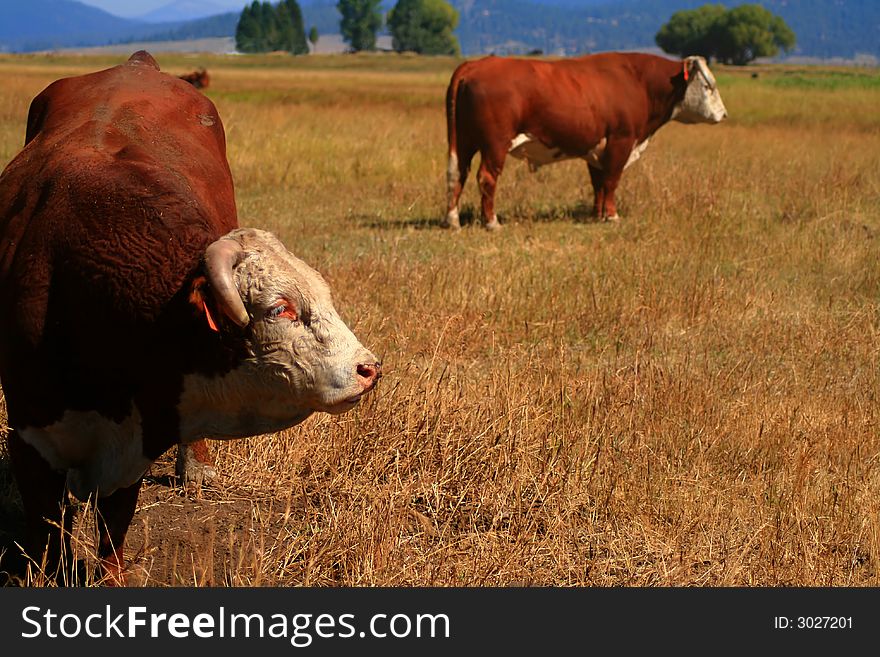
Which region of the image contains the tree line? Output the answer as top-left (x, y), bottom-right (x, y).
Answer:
top-left (236, 1), bottom-right (795, 65)
top-left (235, 0), bottom-right (311, 54)
top-left (235, 0), bottom-right (460, 56)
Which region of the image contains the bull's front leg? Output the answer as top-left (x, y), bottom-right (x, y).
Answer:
top-left (587, 164), bottom-right (607, 221)
top-left (588, 136), bottom-right (636, 222)
top-left (477, 146), bottom-right (507, 230)
top-left (7, 428), bottom-right (77, 584)
top-left (175, 439), bottom-right (217, 486)
top-left (95, 479), bottom-right (142, 586)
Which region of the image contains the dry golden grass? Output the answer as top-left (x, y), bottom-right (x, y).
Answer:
top-left (1, 53), bottom-right (880, 586)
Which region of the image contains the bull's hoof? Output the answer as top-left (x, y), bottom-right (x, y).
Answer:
top-left (484, 220), bottom-right (503, 231)
top-left (442, 213), bottom-right (462, 230)
top-left (97, 561), bottom-right (128, 587)
top-left (175, 443), bottom-right (217, 487)
top-left (603, 214), bottom-right (621, 223)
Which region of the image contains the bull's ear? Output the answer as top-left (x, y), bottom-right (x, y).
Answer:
top-left (682, 55), bottom-right (702, 82)
top-left (684, 56), bottom-right (706, 81)
top-left (189, 276), bottom-right (221, 332)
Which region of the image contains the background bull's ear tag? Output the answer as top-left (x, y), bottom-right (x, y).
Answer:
top-left (203, 300), bottom-right (220, 332)
top-left (683, 62), bottom-right (689, 81)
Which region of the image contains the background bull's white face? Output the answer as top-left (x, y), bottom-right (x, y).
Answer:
top-left (233, 229), bottom-right (381, 417)
top-left (674, 56), bottom-right (728, 125)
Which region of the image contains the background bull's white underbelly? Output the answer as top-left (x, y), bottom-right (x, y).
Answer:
top-left (508, 133), bottom-right (650, 171)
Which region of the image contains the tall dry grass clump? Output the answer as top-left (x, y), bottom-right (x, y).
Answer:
top-left (0, 55), bottom-right (879, 586)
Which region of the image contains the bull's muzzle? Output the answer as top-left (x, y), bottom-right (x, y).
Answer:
top-left (356, 360), bottom-right (383, 392)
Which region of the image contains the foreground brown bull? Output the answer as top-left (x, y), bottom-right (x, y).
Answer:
top-left (174, 65), bottom-right (214, 487)
top-left (444, 53), bottom-right (728, 229)
top-left (0, 51), bottom-right (381, 584)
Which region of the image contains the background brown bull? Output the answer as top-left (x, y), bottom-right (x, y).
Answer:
top-left (179, 67), bottom-right (210, 90)
top-left (444, 53), bottom-right (727, 229)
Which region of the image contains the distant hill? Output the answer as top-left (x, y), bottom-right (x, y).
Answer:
top-left (0, 0), bottom-right (143, 52)
top-left (298, 0), bottom-right (349, 37)
top-left (451, 0), bottom-right (880, 59)
top-left (131, 12), bottom-right (240, 44)
top-left (526, 0), bottom-right (616, 6)
top-left (298, 0), bottom-right (880, 59)
top-left (1, 0), bottom-right (878, 60)
top-left (0, 0), bottom-right (240, 53)
top-left (138, 0), bottom-right (234, 23)
top-left (296, 0), bottom-right (395, 37)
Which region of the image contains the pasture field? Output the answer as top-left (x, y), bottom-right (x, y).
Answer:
top-left (0, 53), bottom-right (879, 586)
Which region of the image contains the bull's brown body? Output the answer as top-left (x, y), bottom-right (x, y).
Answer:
top-left (0, 52), bottom-right (249, 582)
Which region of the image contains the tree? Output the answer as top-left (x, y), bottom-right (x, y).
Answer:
top-left (235, 0), bottom-right (309, 55)
top-left (655, 4), bottom-right (726, 60)
top-left (388, 0), bottom-right (460, 55)
top-left (272, 1), bottom-right (295, 50)
top-left (277, 0), bottom-right (309, 54)
top-left (258, 0), bottom-right (281, 49)
top-left (713, 4), bottom-right (796, 65)
top-left (308, 26), bottom-right (320, 52)
top-left (655, 3), bottom-right (795, 65)
top-left (337, 0), bottom-right (383, 52)
top-left (235, 1), bottom-right (264, 53)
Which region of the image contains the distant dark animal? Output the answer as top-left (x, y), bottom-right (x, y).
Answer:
top-left (444, 52), bottom-right (728, 229)
top-left (0, 51), bottom-right (381, 584)
top-left (179, 67), bottom-right (210, 89)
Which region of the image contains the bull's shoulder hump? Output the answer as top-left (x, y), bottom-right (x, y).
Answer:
top-left (125, 50), bottom-right (160, 70)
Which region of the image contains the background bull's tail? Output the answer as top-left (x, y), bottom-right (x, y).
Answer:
top-left (445, 68), bottom-right (466, 226)
top-left (446, 70), bottom-right (463, 163)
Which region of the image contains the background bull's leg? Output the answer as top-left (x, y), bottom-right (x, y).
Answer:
top-left (95, 479), bottom-right (142, 585)
top-left (7, 428), bottom-right (75, 583)
top-left (477, 147), bottom-right (506, 230)
top-left (444, 147), bottom-right (475, 229)
top-left (587, 164), bottom-right (607, 220)
top-left (175, 439), bottom-right (217, 486)
top-left (594, 137), bottom-right (636, 222)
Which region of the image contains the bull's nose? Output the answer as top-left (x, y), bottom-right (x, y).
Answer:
top-left (356, 361), bottom-right (382, 390)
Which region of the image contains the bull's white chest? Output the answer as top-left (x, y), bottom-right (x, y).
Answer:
top-left (508, 133), bottom-right (650, 171)
top-left (19, 410), bottom-right (152, 500)
top-left (176, 369), bottom-right (313, 442)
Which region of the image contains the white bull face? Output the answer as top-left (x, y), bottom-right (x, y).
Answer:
top-left (233, 229), bottom-right (381, 416)
top-left (674, 56), bottom-right (728, 124)
top-left (180, 228), bottom-right (381, 442)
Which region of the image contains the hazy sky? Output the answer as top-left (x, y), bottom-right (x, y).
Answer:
top-left (77, 0), bottom-right (251, 19)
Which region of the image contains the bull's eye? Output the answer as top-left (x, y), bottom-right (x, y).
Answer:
top-left (266, 301), bottom-right (298, 322)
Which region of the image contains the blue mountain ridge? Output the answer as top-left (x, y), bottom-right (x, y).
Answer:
top-left (1, 0), bottom-right (877, 60)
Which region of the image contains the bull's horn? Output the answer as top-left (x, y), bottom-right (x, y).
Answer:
top-left (204, 238), bottom-right (249, 327)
